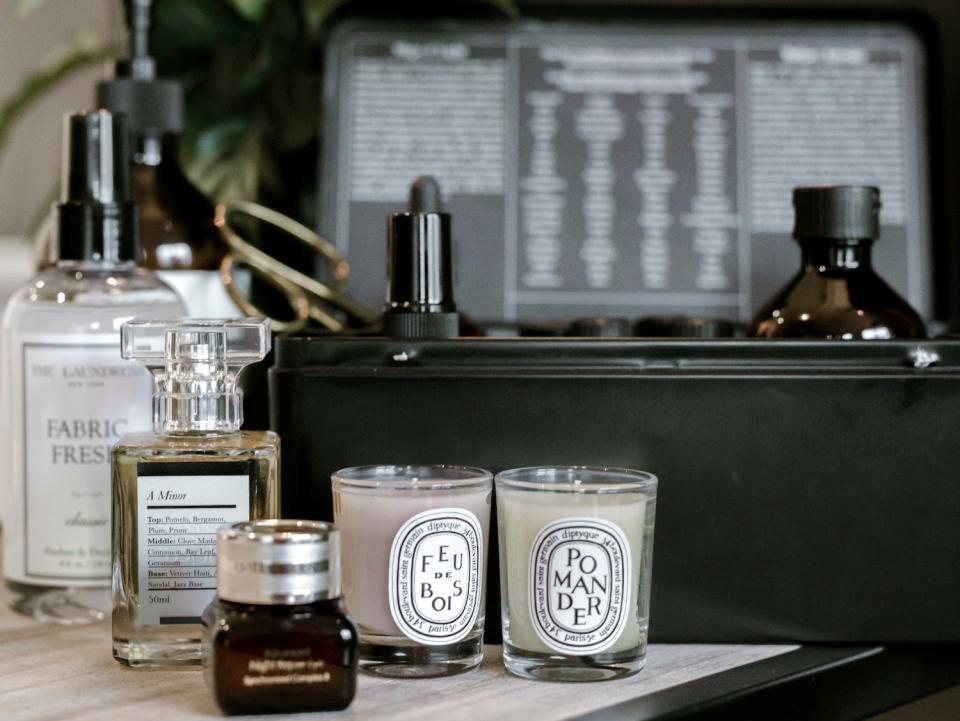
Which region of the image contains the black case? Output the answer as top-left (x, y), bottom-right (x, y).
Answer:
top-left (269, 336), bottom-right (960, 643)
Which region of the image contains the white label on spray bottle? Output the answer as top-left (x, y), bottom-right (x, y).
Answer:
top-left (22, 342), bottom-right (151, 582)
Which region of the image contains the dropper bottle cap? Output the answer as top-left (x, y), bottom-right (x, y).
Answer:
top-left (383, 176), bottom-right (459, 338)
top-left (121, 318), bottom-right (270, 433)
top-left (54, 110), bottom-right (139, 263)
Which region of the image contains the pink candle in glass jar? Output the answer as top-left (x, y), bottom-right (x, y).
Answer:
top-left (332, 465), bottom-right (492, 678)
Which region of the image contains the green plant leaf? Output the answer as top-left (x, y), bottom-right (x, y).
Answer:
top-left (227, 0), bottom-right (273, 23)
top-left (265, 75), bottom-right (318, 153)
top-left (0, 37), bottom-right (112, 158)
top-left (15, 0), bottom-right (49, 19)
top-left (152, 0), bottom-right (255, 54)
top-left (303, 0), bottom-right (347, 35)
top-left (182, 119), bottom-right (262, 205)
top-left (487, 0), bottom-right (521, 20)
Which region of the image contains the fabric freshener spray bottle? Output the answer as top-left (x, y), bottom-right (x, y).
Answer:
top-left (0, 110), bottom-right (185, 624)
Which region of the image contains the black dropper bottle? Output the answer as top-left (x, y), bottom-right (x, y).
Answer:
top-left (97, 0), bottom-right (223, 277)
top-left (752, 185), bottom-right (926, 339)
top-left (383, 176), bottom-right (459, 338)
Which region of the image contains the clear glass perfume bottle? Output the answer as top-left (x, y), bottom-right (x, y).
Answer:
top-left (0, 111), bottom-right (185, 625)
top-left (111, 318), bottom-right (280, 667)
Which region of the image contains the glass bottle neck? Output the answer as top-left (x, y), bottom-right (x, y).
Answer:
top-left (800, 239), bottom-right (873, 272)
top-left (153, 393), bottom-right (243, 435)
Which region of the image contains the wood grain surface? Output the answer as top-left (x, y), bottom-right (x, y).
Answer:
top-left (0, 591), bottom-right (796, 721)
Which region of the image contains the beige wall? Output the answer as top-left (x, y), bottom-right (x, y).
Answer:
top-left (0, 0), bottom-right (116, 237)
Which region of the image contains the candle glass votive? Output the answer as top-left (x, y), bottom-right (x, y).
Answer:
top-left (496, 466), bottom-right (657, 682)
top-left (332, 465), bottom-right (492, 678)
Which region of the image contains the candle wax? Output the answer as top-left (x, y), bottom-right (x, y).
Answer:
top-left (497, 488), bottom-right (649, 655)
top-left (335, 484), bottom-right (491, 638)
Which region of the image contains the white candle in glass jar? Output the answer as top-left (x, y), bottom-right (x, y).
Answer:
top-left (496, 467), bottom-right (657, 662)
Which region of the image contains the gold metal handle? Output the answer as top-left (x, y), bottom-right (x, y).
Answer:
top-left (215, 202), bottom-right (379, 333)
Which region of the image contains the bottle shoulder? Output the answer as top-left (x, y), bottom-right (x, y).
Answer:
top-left (3, 264), bottom-right (185, 313)
top-left (207, 599), bottom-right (357, 638)
top-left (114, 430), bottom-right (279, 456)
top-left (752, 269), bottom-right (926, 339)
top-left (132, 162), bottom-right (225, 271)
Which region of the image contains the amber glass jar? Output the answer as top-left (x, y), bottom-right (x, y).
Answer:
top-left (752, 186), bottom-right (925, 340)
top-left (202, 521), bottom-right (357, 715)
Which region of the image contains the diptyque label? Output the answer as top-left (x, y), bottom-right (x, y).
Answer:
top-left (388, 508), bottom-right (483, 645)
top-left (529, 518), bottom-right (632, 655)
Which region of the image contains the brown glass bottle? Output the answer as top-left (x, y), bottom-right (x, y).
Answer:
top-left (752, 186), bottom-right (926, 339)
top-left (130, 134), bottom-right (223, 271)
top-left (98, 0), bottom-right (228, 316)
top-left (202, 521), bottom-right (357, 715)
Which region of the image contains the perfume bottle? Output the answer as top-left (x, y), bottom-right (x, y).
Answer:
top-left (98, 0), bottom-right (233, 317)
top-left (0, 110), bottom-right (185, 624)
top-left (111, 318), bottom-right (280, 667)
top-left (752, 186), bottom-right (926, 339)
top-left (202, 520), bottom-right (357, 714)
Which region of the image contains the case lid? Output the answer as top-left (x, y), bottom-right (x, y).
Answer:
top-left (318, 17), bottom-right (932, 322)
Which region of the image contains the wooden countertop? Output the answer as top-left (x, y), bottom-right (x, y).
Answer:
top-left (0, 588), bottom-right (796, 721)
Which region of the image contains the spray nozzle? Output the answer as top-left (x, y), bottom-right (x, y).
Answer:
top-left (121, 318), bottom-right (270, 433)
top-left (54, 110), bottom-right (139, 264)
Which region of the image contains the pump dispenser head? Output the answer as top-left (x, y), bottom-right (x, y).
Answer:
top-left (97, 0), bottom-right (183, 139)
top-left (121, 318), bottom-right (270, 433)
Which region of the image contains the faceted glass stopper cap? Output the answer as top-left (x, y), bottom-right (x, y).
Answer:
top-left (121, 318), bottom-right (270, 368)
top-left (121, 318), bottom-right (271, 432)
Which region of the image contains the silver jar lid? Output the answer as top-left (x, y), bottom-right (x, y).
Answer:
top-left (216, 520), bottom-right (341, 605)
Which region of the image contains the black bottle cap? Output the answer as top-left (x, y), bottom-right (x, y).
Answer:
top-left (566, 317), bottom-right (632, 337)
top-left (97, 78), bottom-right (183, 137)
top-left (96, 0), bottom-right (183, 136)
top-left (54, 111), bottom-right (139, 263)
top-left (793, 185), bottom-right (881, 241)
top-left (383, 176), bottom-right (459, 338)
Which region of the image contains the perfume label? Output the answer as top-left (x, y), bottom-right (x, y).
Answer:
top-left (529, 517), bottom-right (632, 655)
top-left (388, 508), bottom-right (483, 645)
top-left (136, 462), bottom-right (251, 626)
top-left (22, 342), bottom-right (151, 581)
